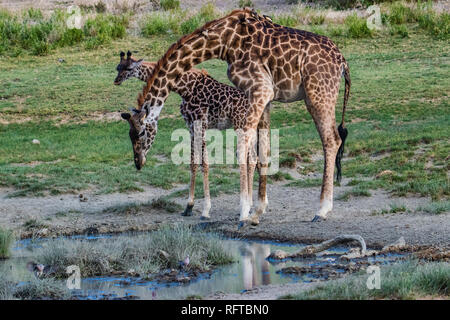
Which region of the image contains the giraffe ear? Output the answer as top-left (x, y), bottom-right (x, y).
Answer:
top-left (121, 113), bottom-right (131, 121)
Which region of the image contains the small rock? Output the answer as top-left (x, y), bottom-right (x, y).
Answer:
top-left (32, 139), bottom-right (40, 144)
top-left (268, 249), bottom-right (289, 260)
top-left (57, 58), bottom-right (65, 63)
top-left (382, 236), bottom-right (406, 251)
top-left (37, 228), bottom-right (49, 237)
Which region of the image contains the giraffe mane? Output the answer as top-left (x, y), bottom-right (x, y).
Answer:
top-left (136, 8), bottom-right (255, 110)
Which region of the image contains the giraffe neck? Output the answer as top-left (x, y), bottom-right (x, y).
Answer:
top-left (138, 9), bottom-right (262, 119)
top-left (139, 26), bottom-right (233, 113)
top-left (138, 63), bottom-right (195, 99)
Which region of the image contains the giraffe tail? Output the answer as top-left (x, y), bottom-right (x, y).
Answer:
top-left (335, 62), bottom-right (351, 183)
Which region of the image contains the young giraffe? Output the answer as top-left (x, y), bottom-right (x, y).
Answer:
top-left (116, 51), bottom-right (270, 219)
top-left (133, 8), bottom-right (351, 227)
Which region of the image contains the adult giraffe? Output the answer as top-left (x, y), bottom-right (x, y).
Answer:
top-left (133, 8), bottom-right (350, 227)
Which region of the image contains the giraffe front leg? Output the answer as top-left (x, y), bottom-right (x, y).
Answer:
top-left (239, 85), bottom-right (274, 229)
top-left (200, 137), bottom-right (211, 220)
top-left (249, 107), bottom-right (271, 226)
top-left (247, 130), bottom-right (258, 209)
top-left (182, 162), bottom-right (197, 216)
top-left (182, 134), bottom-right (198, 217)
top-left (237, 130), bottom-right (251, 229)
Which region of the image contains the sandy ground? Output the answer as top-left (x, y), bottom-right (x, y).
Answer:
top-left (1, 177), bottom-right (448, 247)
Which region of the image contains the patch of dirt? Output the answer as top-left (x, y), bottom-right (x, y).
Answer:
top-left (1, 179), bottom-right (448, 247)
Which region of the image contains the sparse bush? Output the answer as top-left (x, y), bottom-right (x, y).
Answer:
top-left (0, 273), bottom-right (15, 300)
top-left (417, 200), bottom-right (450, 215)
top-left (273, 14), bottom-right (298, 28)
top-left (0, 9), bottom-right (129, 55)
top-left (324, 0), bottom-right (360, 10)
top-left (150, 197), bottom-right (183, 213)
top-left (309, 14), bottom-right (325, 26)
top-left (328, 25), bottom-right (345, 37)
top-left (388, 2), bottom-right (416, 25)
top-left (160, 0), bottom-right (180, 11)
top-left (288, 260), bottom-right (450, 300)
top-left (238, 0), bottom-right (254, 8)
top-left (83, 14), bottom-right (129, 49)
top-left (180, 3), bottom-right (217, 35)
top-left (13, 278), bottom-right (70, 300)
top-left (345, 14), bottom-right (373, 38)
top-left (418, 11), bottom-right (449, 39)
top-left (390, 23), bottom-right (409, 37)
top-left (141, 11), bottom-right (179, 36)
top-left (94, 1), bottom-right (107, 13)
top-left (0, 227), bottom-right (14, 259)
top-left (35, 224), bottom-right (234, 278)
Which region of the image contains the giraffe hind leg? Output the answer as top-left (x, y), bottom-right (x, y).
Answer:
top-left (304, 75), bottom-right (342, 222)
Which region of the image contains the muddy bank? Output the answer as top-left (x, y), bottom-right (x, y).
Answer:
top-left (1, 182), bottom-right (449, 247)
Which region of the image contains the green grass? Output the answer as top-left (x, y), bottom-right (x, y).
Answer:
top-left (286, 178), bottom-right (322, 188)
top-left (0, 227), bottom-right (14, 259)
top-left (282, 260), bottom-right (450, 300)
top-left (160, 0), bottom-right (180, 11)
top-left (35, 224), bottom-right (234, 278)
top-left (417, 200), bottom-right (450, 215)
top-left (0, 8), bottom-right (129, 56)
top-left (336, 186), bottom-right (372, 201)
top-left (0, 9), bottom-right (448, 202)
top-left (13, 278), bottom-right (70, 300)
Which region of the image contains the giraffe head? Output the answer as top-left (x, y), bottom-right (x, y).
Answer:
top-left (114, 51), bottom-right (144, 85)
top-left (121, 109), bottom-right (158, 170)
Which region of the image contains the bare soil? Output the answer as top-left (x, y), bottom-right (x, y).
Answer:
top-left (1, 178), bottom-right (448, 247)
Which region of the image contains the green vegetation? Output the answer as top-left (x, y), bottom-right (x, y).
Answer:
top-left (1, 2), bottom-right (448, 57)
top-left (0, 3), bottom-right (448, 203)
top-left (0, 8), bottom-right (129, 56)
top-left (336, 186), bottom-right (372, 201)
top-left (13, 278), bottom-right (70, 300)
top-left (282, 260), bottom-right (450, 299)
top-left (238, 0), bottom-right (255, 8)
top-left (0, 227), bottom-right (14, 259)
top-left (286, 178), bottom-right (322, 188)
top-left (0, 273), bottom-right (15, 299)
top-left (345, 14), bottom-right (373, 38)
top-left (417, 201), bottom-right (450, 215)
top-left (180, 3), bottom-right (218, 35)
top-left (160, 0), bottom-right (180, 11)
top-left (35, 224), bottom-right (234, 278)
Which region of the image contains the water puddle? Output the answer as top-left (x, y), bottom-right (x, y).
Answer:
top-left (1, 234), bottom-right (405, 300)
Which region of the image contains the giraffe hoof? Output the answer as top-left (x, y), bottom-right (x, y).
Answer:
top-left (200, 216), bottom-right (210, 221)
top-left (311, 215), bottom-right (325, 222)
top-left (248, 217), bottom-right (260, 226)
top-left (181, 204), bottom-right (194, 217)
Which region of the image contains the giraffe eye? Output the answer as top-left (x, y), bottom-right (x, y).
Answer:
top-left (138, 131), bottom-right (146, 137)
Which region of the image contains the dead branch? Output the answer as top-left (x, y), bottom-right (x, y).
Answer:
top-left (268, 234), bottom-right (367, 260)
